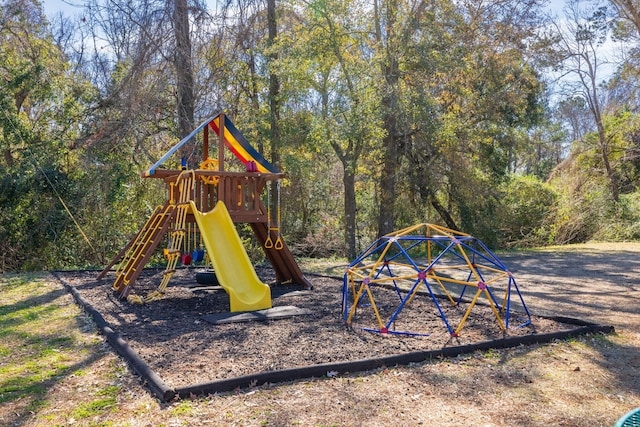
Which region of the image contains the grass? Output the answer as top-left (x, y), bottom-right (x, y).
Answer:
top-left (0, 273), bottom-right (115, 426)
top-left (1, 245), bottom-right (640, 426)
top-left (296, 257), bottom-right (349, 277)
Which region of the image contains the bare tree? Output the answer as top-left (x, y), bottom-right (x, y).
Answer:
top-left (611, 0), bottom-right (640, 36)
top-left (67, 0), bottom-right (205, 168)
top-left (555, 0), bottom-right (620, 201)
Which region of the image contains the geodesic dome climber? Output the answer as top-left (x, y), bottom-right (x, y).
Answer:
top-left (342, 224), bottom-right (531, 337)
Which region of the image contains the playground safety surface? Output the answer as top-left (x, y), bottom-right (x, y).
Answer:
top-left (54, 264), bottom-right (612, 397)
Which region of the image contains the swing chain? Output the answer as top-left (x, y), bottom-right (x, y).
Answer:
top-left (264, 180), bottom-right (283, 250)
top-left (265, 182), bottom-right (274, 248)
top-left (274, 180), bottom-right (283, 250)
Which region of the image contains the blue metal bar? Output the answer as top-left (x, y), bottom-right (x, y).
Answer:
top-left (143, 115), bottom-right (217, 177)
top-left (341, 276), bottom-right (349, 321)
top-left (385, 238), bottom-right (424, 264)
top-left (474, 240), bottom-right (509, 270)
top-left (375, 262), bottom-right (404, 302)
top-left (361, 327), bottom-right (430, 337)
top-left (384, 276), bottom-right (422, 329)
top-left (485, 285), bottom-right (502, 312)
top-left (431, 238), bottom-right (469, 264)
top-left (505, 276), bottom-right (512, 329)
top-left (511, 275), bottom-right (532, 320)
top-left (424, 240), bottom-right (457, 272)
top-left (457, 241), bottom-right (504, 269)
top-left (455, 270), bottom-right (475, 305)
top-left (349, 238), bottom-right (389, 267)
top-left (423, 278), bottom-right (455, 335)
top-left (395, 240), bottom-right (422, 271)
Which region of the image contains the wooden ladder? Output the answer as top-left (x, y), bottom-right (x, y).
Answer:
top-left (110, 201), bottom-right (177, 297)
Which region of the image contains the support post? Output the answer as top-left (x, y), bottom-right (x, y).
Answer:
top-left (203, 122), bottom-right (209, 160)
top-left (218, 114), bottom-right (225, 171)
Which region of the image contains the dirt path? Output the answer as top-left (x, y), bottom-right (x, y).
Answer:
top-left (503, 243), bottom-right (640, 329)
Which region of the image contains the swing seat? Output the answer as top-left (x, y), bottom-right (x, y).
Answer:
top-left (181, 253), bottom-right (192, 265)
top-left (192, 249), bottom-right (205, 262)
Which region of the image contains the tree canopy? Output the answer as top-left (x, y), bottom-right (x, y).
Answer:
top-left (1, 0), bottom-right (639, 272)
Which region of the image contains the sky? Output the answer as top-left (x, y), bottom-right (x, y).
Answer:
top-left (43, 0), bottom-right (82, 19)
top-left (43, 0), bottom-right (571, 21)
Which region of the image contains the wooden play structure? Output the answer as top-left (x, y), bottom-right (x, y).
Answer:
top-left (98, 113), bottom-right (311, 305)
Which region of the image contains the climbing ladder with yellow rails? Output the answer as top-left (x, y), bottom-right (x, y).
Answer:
top-left (124, 171), bottom-right (195, 303)
top-left (106, 202), bottom-right (176, 296)
top-left (105, 172), bottom-right (195, 300)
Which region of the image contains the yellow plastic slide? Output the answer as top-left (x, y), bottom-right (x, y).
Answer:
top-left (189, 201), bottom-right (272, 312)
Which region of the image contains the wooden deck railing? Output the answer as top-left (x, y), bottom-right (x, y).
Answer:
top-left (150, 169), bottom-right (284, 223)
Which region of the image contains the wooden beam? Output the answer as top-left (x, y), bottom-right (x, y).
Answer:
top-left (218, 113), bottom-right (225, 171)
top-left (203, 122), bottom-right (209, 160)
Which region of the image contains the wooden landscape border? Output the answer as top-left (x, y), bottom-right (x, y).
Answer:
top-left (52, 271), bottom-right (615, 403)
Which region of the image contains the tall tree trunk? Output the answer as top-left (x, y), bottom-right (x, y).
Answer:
top-left (376, 0), bottom-right (400, 237)
top-left (315, 7), bottom-right (364, 257)
top-left (378, 109), bottom-right (399, 236)
top-left (247, 51), bottom-right (263, 153)
top-left (587, 63), bottom-right (619, 202)
top-left (343, 158), bottom-right (357, 259)
top-left (563, 0), bottom-right (620, 203)
top-left (267, 0), bottom-right (280, 171)
top-left (322, 78), bottom-right (361, 258)
top-left (267, 0), bottom-right (281, 217)
top-left (173, 0), bottom-right (194, 144)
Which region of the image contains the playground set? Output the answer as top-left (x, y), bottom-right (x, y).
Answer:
top-left (342, 223), bottom-right (531, 336)
top-left (99, 113), bottom-right (311, 311)
top-left (97, 112), bottom-right (529, 337)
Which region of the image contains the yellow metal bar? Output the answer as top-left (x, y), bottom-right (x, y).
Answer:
top-left (428, 223), bottom-right (472, 237)
top-left (429, 275), bottom-right (456, 305)
top-left (479, 274), bottom-right (507, 286)
top-left (363, 282), bottom-right (386, 330)
top-left (431, 263), bottom-right (473, 270)
top-left (385, 223), bottom-right (425, 237)
top-left (500, 286), bottom-right (510, 314)
top-left (346, 278), bottom-right (384, 330)
top-left (455, 241), bottom-right (483, 283)
top-left (474, 264), bottom-right (512, 275)
top-left (484, 288), bottom-right (507, 331)
top-left (346, 281), bottom-right (368, 324)
top-left (454, 288), bottom-right (483, 335)
top-left (424, 275), bottom-right (481, 287)
top-left (405, 279), bottom-right (428, 305)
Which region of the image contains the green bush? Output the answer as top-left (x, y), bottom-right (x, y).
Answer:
top-left (498, 175), bottom-right (558, 247)
top-left (598, 192), bottom-right (640, 241)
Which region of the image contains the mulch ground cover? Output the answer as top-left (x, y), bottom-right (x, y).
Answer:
top-left (55, 267), bottom-right (584, 392)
